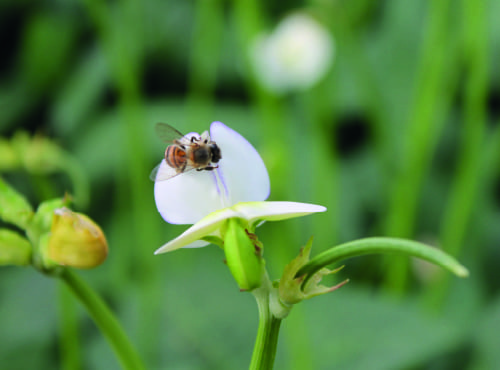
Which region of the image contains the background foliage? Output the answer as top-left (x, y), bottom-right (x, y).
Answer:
top-left (1, 0), bottom-right (499, 369)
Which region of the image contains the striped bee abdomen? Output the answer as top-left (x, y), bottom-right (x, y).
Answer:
top-left (165, 145), bottom-right (187, 171)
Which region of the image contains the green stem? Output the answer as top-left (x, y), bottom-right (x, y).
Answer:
top-left (58, 282), bottom-right (81, 370)
top-left (383, 0), bottom-right (457, 292)
top-left (250, 278), bottom-right (282, 370)
top-left (186, 0), bottom-right (224, 121)
top-left (297, 237), bottom-right (469, 288)
top-left (60, 269), bottom-right (145, 370)
top-left (425, 0), bottom-right (488, 310)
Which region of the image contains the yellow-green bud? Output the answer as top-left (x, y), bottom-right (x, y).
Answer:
top-left (0, 229), bottom-right (32, 266)
top-left (47, 207), bottom-right (108, 269)
top-left (223, 218), bottom-right (263, 291)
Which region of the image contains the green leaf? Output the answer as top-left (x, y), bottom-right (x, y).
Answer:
top-left (296, 237), bottom-right (469, 287)
top-left (0, 177), bottom-right (34, 229)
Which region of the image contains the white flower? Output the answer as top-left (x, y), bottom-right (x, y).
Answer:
top-left (250, 13), bottom-right (334, 94)
top-left (153, 121), bottom-right (326, 254)
top-left (154, 121), bottom-right (270, 224)
top-left (154, 201), bottom-right (326, 254)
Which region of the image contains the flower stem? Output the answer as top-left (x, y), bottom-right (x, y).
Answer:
top-left (60, 269), bottom-right (145, 370)
top-left (250, 277), bottom-right (282, 370)
top-left (58, 282), bottom-right (81, 370)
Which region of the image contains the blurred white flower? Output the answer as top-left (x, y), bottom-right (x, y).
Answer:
top-left (250, 13), bottom-right (334, 94)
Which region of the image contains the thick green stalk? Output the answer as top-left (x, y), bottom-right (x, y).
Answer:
top-left (60, 269), bottom-right (145, 370)
top-left (250, 277), bottom-right (282, 370)
top-left (383, 0), bottom-right (455, 292)
top-left (58, 282), bottom-right (81, 370)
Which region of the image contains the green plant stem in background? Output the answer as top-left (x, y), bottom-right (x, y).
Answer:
top-left (250, 276), bottom-right (282, 370)
top-left (383, 0), bottom-right (455, 293)
top-left (326, 2), bottom-right (393, 176)
top-left (186, 0), bottom-right (224, 121)
top-left (60, 269), bottom-right (145, 370)
top-left (425, 0), bottom-right (488, 310)
top-left (231, 0), bottom-right (288, 195)
top-left (58, 282), bottom-right (81, 370)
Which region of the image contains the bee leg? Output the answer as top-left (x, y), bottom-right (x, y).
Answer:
top-left (203, 165), bottom-right (219, 171)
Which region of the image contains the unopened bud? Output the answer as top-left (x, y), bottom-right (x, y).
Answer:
top-left (223, 218), bottom-right (263, 291)
top-left (47, 207), bottom-right (108, 269)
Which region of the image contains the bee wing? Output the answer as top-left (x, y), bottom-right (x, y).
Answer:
top-left (150, 161), bottom-right (197, 182)
top-left (155, 123), bottom-right (185, 143)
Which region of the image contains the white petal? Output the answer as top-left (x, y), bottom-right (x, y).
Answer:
top-left (233, 201), bottom-right (327, 224)
top-left (154, 159), bottom-right (225, 224)
top-left (154, 201), bottom-right (326, 254)
top-left (210, 122), bottom-right (270, 205)
top-left (154, 207), bottom-right (239, 254)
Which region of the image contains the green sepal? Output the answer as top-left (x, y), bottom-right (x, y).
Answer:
top-left (38, 232), bottom-right (58, 270)
top-left (279, 237), bottom-right (348, 305)
top-left (27, 198), bottom-right (68, 269)
top-left (223, 218), bottom-right (263, 291)
top-left (201, 235), bottom-right (224, 247)
top-left (0, 229), bottom-right (32, 266)
top-left (0, 177), bottom-right (34, 229)
top-left (31, 198), bottom-right (69, 233)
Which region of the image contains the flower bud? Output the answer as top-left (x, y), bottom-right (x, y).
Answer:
top-left (223, 218), bottom-right (263, 291)
top-left (47, 207), bottom-right (108, 269)
top-left (0, 229), bottom-right (32, 266)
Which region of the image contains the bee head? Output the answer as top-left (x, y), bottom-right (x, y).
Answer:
top-left (210, 144), bottom-right (221, 163)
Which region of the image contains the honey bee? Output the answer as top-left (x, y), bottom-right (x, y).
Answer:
top-left (150, 123), bottom-right (222, 181)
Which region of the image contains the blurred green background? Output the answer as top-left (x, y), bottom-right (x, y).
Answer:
top-left (1, 0), bottom-right (499, 369)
